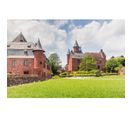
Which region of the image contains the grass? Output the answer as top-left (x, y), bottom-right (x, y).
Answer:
top-left (7, 75), bottom-right (125, 98)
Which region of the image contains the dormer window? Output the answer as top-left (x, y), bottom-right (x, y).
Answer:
top-left (20, 39), bottom-right (23, 42)
top-left (27, 45), bottom-right (31, 48)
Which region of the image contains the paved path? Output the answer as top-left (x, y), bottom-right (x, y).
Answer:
top-left (64, 76), bottom-right (124, 80)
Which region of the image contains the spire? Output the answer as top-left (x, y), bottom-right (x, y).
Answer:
top-left (74, 40), bottom-right (79, 47)
top-left (34, 38), bottom-right (44, 52)
top-left (12, 32), bottom-right (27, 42)
top-left (67, 49), bottom-right (70, 54)
top-left (100, 49), bottom-right (106, 58)
top-left (36, 38), bottom-right (42, 49)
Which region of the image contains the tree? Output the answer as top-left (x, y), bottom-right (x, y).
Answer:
top-left (117, 57), bottom-right (125, 66)
top-left (106, 56), bottom-right (125, 73)
top-left (79, 54), bottom-right (96, 71)
top-left (48, 53), bottom-right (61, 75)
top-left (106, 58), bottom-right (121, 73)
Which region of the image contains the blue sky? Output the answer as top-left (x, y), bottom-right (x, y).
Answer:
top-left (7, 19), bottom-right (125, 67)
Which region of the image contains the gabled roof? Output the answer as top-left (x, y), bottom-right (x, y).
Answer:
top-left (70, 51), bottom-right (106, 60)
top-left (12, 32), bottom-right (27, 42)
top-left (84, 52), bottom-right (105, 61)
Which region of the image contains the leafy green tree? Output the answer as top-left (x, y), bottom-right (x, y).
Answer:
top-left (117, 57), bottom-right (125, 66)
top-left (106, 56), bottom-right (125, 73)
top-left (79, 54), bottom-right (96, 71)
top-left (106, 58), bottom-right (120, 72)
top-left (48, 53), bottom-right (61, 75)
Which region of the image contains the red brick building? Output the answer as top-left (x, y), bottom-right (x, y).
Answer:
top-left (66, 40), bottom-right (106, 71)
top-left (7, 32), bottom-right (51, 79)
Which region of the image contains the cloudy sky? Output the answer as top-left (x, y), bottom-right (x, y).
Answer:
top-left (7, 19), bottom-right (125, 67)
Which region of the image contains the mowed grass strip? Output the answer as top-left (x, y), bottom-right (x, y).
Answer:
top-left (7, 75), bottom-right (125, 98)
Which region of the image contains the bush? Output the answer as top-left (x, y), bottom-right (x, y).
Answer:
top-left (95, 70), bottom-right (102, 77)
top-left (59, 70), bottom-right (104, 77)
top-left (69, 70), bottom-right (101, 77)
top-left (52, 75), bottom-right (60, 79)
top-left (59, 72), bottom-right (72, 77)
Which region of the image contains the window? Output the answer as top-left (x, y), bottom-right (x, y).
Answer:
top-left (27, 45), bottom-right (31, 48)
top-left (97, 65), bottom-right (100, 69)
top-left (24, 50), bottom-right (28, 55)
top-left (40, 61), bottom-right (42, 65)
top-left (20, 39), bottom-right (23, 42)
top-left (23, 59), bottom-right (29, 66)
top-left (23, 71), bottom-right (29, 74)
top-left (12, 59), bottom-right (16, 67)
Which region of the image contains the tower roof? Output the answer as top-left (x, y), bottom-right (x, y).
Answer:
top-left (74, 40), bottom-right (79, 47)
top-left (36, 38), bottom-right (42, 49)
top-left (12, 32), bottom-right (27, 42)
top-left (100, 49), bottom-right (106, 58)
top-left (67, 49), bottom-right (70, 54)
top-left (34, 38), bottom-right (44, 52)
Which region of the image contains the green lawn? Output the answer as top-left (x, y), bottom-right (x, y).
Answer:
top-left (7, 75), bottom-right (125, 98)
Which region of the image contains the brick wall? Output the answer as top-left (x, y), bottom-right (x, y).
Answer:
top-left (7, 58), bottom-right (34, 75)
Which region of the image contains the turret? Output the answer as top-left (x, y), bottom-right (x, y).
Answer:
top-left (73, 40), bottom-right (82, 53)
top-left (33, 39), bottom-right (45, 68)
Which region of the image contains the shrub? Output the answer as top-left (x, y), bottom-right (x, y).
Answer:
top-left (59, 72), bottom-right (72, 77)
top-left (69, 70), bottom-right (101, 77)
top-left (52, 75), bottom-right (60, 79)
top-left (95, 70), bottom-right (102, 77)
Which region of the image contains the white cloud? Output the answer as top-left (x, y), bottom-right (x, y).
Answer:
top-left (71, 20), bottom-right (125, 58)
top-left (53, 20), bottom-right (69, 28)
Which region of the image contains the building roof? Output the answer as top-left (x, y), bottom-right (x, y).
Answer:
top-left (7, 42), bottom-right (35, 50)
top-left (7, 33), bottom-right (45, 57)
top-left (84, 52), bottom-right (104, 61)
top-left (12, 32), bottom-right (27, 42)
top-left (71, 51), bottom-right (105, 60)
